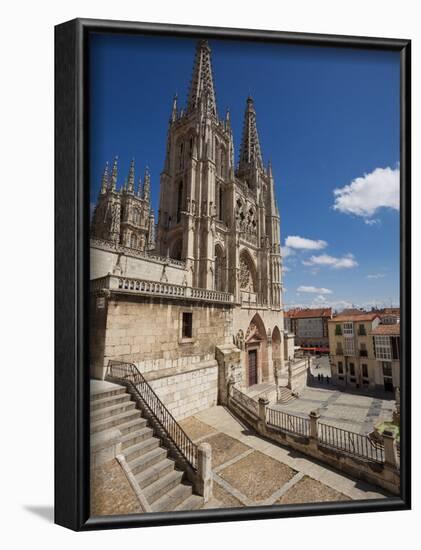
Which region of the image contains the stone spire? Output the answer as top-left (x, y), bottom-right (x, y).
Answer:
top-left (110, 156), bottom-right (118, 191)
top-left (186, 40), bottom-right (217, 117)
top-left (100, 161), bottom-right (109, 194)
top-left (238, 97), bottom-right (263, 173)
top-left (143, 166), bottom-right (151, 203)
top-left (127, 158), bottom-right (135, 194)
top-left (171, 93), bottom-right (178, 122)
top-left (137, 176), bottom-right (142, 197)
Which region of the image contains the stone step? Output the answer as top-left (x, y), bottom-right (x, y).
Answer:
top-left (135, 457), bottom-right (176, 489)
top-left (91, 393), bottom-right (131, 412)
top-left (90, 386), bottom-right (127, 402)
top-left (174, 493), bottom-right (204, 512)
top-left (151, 482), bottom-right (194, 513)
top-left (123, 432), bottom-right (159, 459)
top-left (91, 409), bottom-right (142, 434)
top-left (118, 417), bottom-right (148, 436)
top-left (90, 400), bottom-right (136, 421)
top-left (144, 469), bottom-right (185, 505)
top-left (128, 446), bottom-right (168, 475)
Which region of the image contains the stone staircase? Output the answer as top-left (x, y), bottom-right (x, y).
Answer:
top-left (277, 387), bottom-right (297, 404)
top-left (90, 383), bottom-right (203, 513)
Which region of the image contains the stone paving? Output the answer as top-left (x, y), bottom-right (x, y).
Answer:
top-left (180, 406), bottom-right (389, 509)
top-left (272, 386), bottom-right (395, 434)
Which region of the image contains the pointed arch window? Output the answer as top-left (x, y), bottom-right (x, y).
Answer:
top-left (215, 246), bottom-right (226, 292)
top-left (179, 142), bottom-right (184, 170)
top-left (176, 181), bottom-right (183, 223)
top-left (130, 233), bottom-right (137, 249)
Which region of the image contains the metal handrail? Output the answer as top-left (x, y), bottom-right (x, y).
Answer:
top-left (266, 408), bottom-right (310, 437)
top-left (106, 360), bottom-right (198, 470)
top-left (318, 422), bottom-right (384, 463)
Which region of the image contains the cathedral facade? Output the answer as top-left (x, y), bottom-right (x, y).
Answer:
top-left (90, 40), bottom-right (289, 420)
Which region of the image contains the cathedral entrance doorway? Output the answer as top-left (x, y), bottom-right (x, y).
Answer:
top-left (248, 349), bottom-right (258, 386)
top-left (245, 313), bottom-right (268, 387)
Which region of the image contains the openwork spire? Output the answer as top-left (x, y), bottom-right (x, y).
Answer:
top-left (238, 97), bottom-right (263, 173)
top-left (143, 166), bottom-right (151, 203)
top-left (110, 156), bottom-right (118, 191)
top-left (187, 40), bottom-right (217, 117)
top-left (127, 158), bottom-right (135, 193)
top-left (100, 161), bottom-right (109, 194)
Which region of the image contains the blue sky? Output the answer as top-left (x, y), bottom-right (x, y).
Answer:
top-left (90, 33), bottom-right (400, 312)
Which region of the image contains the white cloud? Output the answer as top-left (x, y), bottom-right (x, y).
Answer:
top-left (367, 273), bottom-right (386, 279)
top-left (281, 246), bottom-right (295, 258)
top-left (297, 286), bottom-right (332, 295)
top-left (302, 253), bottom-right (358, 269)
top-left (333, 166), bottom-right (399, 219)
top-left (364, 218), bottom-right (380, 226)
top-left (285, 235), bottom-right (327, 250)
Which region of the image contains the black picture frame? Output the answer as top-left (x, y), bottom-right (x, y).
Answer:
top-left (55, 18), bottom-right (411, 531)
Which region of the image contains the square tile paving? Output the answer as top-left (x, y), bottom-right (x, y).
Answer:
top-left (209, 483), bottom-right (245, 508)
top-left (276, 475), bottom-right (350, 505)
top-left (202, 432), bottom-right (251, 467)
top-left (179, 416), bottom-right (217, 441)
top-left (219, 450), bottom-right (297, 502)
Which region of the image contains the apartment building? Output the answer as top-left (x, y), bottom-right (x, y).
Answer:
top-left (284, 308), bottom-right (332, 348)
top-left (328, 313), bottom-right (380, 390)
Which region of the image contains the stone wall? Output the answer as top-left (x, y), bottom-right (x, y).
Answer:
top-left (90, 245), bottom-right (186, 284)
top-left (91, 294), bottom-right (232, 418)
top-left (149, 361), bottom-right (218, 420)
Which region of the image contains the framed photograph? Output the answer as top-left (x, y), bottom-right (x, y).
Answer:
top-left (55, 18), bottom-right (411, 531)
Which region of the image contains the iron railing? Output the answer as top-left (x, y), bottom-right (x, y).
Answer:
top-left (106, 360), bottom-right (198, 470)
top-left (318, 422), bottom-right (384, 463)
top-left (230, 385), bottom-right (259, 417)
top-left (266, 408), bottom-right (310, 437)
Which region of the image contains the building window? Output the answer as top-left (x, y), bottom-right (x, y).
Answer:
top-left (382, 362), bottom-right (392, 377)
top-left (374, 336), bottom-right (392, 360)
top-left (182, 312), bottom-right (193, 339)
top-left (343, 322), bottom-right (354, 336)
top-left (360, 342), bottom-right (368, 357)
top-left (362, 364), bottom-right (368, 378)
top-left (176, 181), bottom-right (183, 223)
top-left (358, 324), bottom-right (366, 336)
top-left (344, 338), bottom-right (355, 356)
top-left (336, 344), bottom-right (343, 355)
top-left (338, 361), bottom-right (343, 374)
top-left (349, 363), bottom-right (355, 376)
top-left (179, 142), bottom-right (184, 169)
top-left (391, 336), bottom-right (400, 360)
top-left (335, 324), bottom-right (342, 335)
top-left (130, 233), bottom-right (137, 248)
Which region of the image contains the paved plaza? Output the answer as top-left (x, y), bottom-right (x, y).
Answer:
top-left (180, 406), bottom-right (389, 509)
top-left (273, 385), bottom-right (395, 434)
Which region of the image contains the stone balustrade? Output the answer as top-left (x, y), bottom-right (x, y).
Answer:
top-left (91, 274), bottom-right (234, 305)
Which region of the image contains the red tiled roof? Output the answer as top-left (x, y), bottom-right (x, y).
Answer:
top-left (284, 308), bottom-right (332, 319)
top-left (371, 324), bottom-right (400, 335)
top-left (329, 313), bottom-right (380, 322)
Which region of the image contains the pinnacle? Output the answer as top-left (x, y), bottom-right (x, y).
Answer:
top-left (186, 40), bottom-right (217, 116)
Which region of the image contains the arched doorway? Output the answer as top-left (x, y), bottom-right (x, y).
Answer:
top-left (245, 313), bottom-right (268, 387)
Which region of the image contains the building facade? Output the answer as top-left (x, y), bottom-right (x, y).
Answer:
top-left (89, 40), bottom-right (300, 420)
top-left (284, 308), bottom-right (332, 348)
top-left (371, 324), bottom-right (400, 392)
top-left (328, 312), bottom-right (400, 393)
